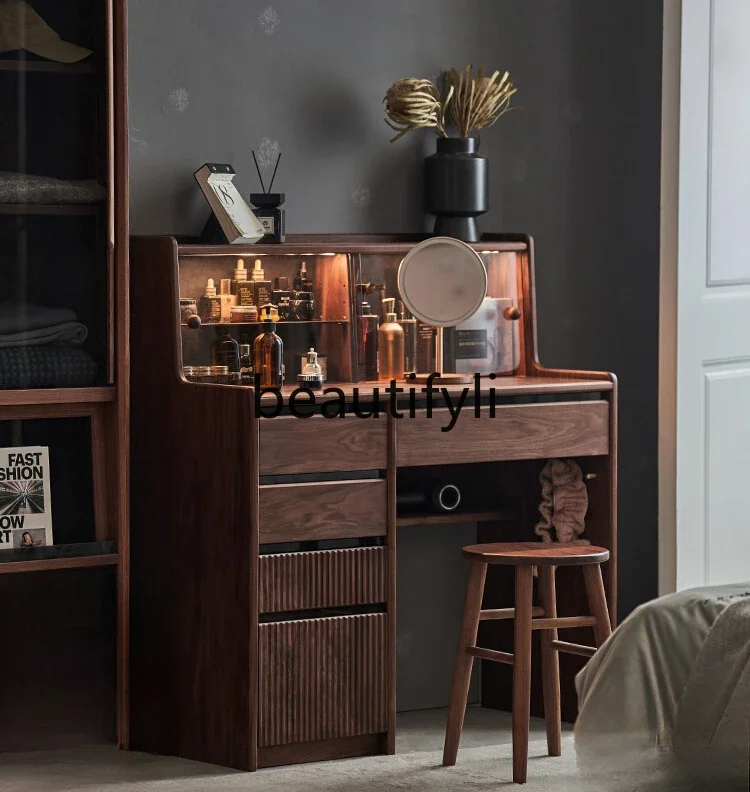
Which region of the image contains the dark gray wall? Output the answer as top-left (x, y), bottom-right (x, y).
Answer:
top-left (128, 0), bottom-right (662, 664)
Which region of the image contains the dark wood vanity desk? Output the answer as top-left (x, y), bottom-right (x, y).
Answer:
top-left (129, 234), bottom-right (616, 772)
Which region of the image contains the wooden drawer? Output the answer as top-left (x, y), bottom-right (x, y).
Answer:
top-left (259, 547), bottom-right (388, 613)
top-left (259, 415), bottom-right (387, 475)
top-left (258, 614), bottom-right (388, 747)
top-left (259, 479), bottom-right (387, 543)
top-left (397, 401), bottom-right (609, 466)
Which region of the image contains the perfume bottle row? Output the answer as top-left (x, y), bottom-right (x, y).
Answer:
top-left (181, 258), bottom-right (315, 325)
top-left (358, 298), bottom-right (434, 381)
top-left (186, 306), bottom-right (325, 390)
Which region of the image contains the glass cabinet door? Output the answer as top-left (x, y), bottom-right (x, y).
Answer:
top-left (0, 0), bottom-right (109, 390)
top-left (353, 249), bottom-right (522, 381)
top-left (178, 252), bottom-right (353, 385)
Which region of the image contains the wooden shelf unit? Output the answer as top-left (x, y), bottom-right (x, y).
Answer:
top-left (129, 234), bottom-right (617, 772)
top-left (0, 204), bottom-right (102, 215)
top-left (0, 0), bottom-right (129, 755)
top-left (396, 509), bottom-right (516, 527)
top-left (0, 59), bottom-right (96, 74)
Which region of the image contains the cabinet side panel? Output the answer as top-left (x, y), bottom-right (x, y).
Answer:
top-left (129, 237), bottom-right (256, 769)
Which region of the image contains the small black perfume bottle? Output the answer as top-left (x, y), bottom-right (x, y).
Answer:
top-left (249, 193), bottom-right (285, 243)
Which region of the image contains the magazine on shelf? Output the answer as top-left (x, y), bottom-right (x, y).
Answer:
top-left (0, 446), bottom-right (53, 549)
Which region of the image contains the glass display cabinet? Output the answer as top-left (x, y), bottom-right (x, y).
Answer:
top-left (175, 237), bottom-right (524, 388)
top-left (0, 0), bottom-right (129, 756)
top-left (129, 234), bottom-right (616, 773)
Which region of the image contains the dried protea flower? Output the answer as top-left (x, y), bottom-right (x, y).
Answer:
top-left (384, 78), bottom-right (453, 142)
top-left (447, 65), bottom-right (516, 138)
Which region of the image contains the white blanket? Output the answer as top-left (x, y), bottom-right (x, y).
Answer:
top-left (574, 583), bottom-right (750, 788)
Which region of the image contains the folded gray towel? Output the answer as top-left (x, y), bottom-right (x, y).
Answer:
top-left (0, 346), bottom-right (97, 389)
top-left (0, 302), bottom-right (77, 334)
top-left (0, 172), bottom-right (106, 204)
top-left (0, 322), bottom-right (88, 347)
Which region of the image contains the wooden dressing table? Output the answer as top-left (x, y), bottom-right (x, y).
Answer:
top-left (128, 234), bottom-right (616, 771)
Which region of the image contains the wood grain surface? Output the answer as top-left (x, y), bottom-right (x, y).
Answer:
top-left (259, 416), bottom-right (387, 474)
top-left (397, 401), bottom-right (609, 466)
top-left (258, 615), bottom-right (388, 747)
top-left (259, 548), bottom-right (387, 612)
top-left (259, 480), bottom-right (386, 543)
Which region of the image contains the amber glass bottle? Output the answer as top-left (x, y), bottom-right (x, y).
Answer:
top-left (253, 305), bottom-right (283, 388)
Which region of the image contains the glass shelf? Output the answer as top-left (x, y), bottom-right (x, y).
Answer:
top-left (184, 320), bottom-right (350, 327)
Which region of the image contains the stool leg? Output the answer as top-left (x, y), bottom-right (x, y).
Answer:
top-left (443, 560), bottom-right (488, 766)
top-left (537, 566), bottom-right (561, 757)
top-left (582, 563), bottom-right (613, 648)
top-left (512, 564), bottom-right (534, 784)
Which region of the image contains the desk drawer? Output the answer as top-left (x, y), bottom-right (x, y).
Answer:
top-left (259, 479), bottom-right (387, 543)
top-left (258, 614), bottom-right (388, 747)
top-left (259, 547), bottom-right (387, 613)
top-left (397, 401), bottom-right (609, 466)
top-left (260, 416), bottom-right (386, 475)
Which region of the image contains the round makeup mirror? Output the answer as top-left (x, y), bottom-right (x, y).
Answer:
top-left (398, 237), bottom-right (487, 383)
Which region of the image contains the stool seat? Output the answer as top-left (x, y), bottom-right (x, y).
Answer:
top-left (462, 542), bottom-right (609, 566)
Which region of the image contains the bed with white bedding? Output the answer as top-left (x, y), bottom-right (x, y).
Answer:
top-left (574, 582), bottom-right (750, 789)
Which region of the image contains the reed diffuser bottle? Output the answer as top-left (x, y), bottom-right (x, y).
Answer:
top-left (253, 304), bottom-right (283, 388)
top-left (378, 297), bottom-right (405, 380)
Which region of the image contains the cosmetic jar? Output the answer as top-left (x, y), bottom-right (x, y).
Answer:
top-left (231, 305), bottom-right (259, 323)
top-left (192, 366), bottom-right (212, 383)
top-left (183, 366), bottom-right (195, 381)
top-left (209, 365), bottom-right (231, 384)
top-left (290, 291), bottom-right (315, 321)
top-left (180, 298), bottom-right (198, 324)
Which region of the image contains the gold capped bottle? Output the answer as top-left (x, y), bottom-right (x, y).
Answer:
top-left (253, 304), bottom-right (283, 388)
top-left (378, 297), bottom-right (404, 380)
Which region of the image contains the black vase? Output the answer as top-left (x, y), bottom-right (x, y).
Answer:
top-left (424, 137), bottom-right (488, 242)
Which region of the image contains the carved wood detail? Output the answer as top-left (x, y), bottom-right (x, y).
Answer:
top-left (259, 548), bottom-right (387, 613)
top-left (258, 614), bottom-right (388, 747)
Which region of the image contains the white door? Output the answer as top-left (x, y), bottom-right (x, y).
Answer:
top-left (676, 0), bottom-right (750, 588)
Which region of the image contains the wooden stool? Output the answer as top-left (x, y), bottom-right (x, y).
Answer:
top-left (443, 542), bottom-right (612, 784)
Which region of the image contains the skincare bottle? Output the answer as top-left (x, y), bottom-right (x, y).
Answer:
top-left (253, 304), bottom-right (283, 388)
top-left (297, 347), bottom-right (324, 391)
top-left (416, 320), bottom-right (437, 373)
top-left (218, 279), bottom-right (236, 322)
top-left (251, 259), bottom-right (273, 308)
top-left (399, 301), bottom-right (418, 375)
top-left (211, 328), bottom-right (240, 374)
top-left (358, 301), bottom-right (379, 380)
top-left (294, 260), bottom-right (313, 292)
top-left (198, 278), bottom-right (221, 323)
top-left (378, 298), bottom-right (405, 381)
top-left (239, 344), bottom-right (253, 385)
top-left (232, 259), bottom-right (255, 306)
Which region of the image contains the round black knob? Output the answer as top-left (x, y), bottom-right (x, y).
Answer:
top-left (186, 314), bottom-right (202, 329)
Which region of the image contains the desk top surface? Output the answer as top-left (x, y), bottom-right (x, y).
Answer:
top-left (257, 375), bottom-right (613, 406)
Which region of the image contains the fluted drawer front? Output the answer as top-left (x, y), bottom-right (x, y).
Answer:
top-left (259, 547), bottom-right (387, 613)
top-left (258, 614), bottom-right (388, 747)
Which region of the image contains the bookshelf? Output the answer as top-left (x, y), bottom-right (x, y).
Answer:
top-left (0, 0), bottom-right (129, 752)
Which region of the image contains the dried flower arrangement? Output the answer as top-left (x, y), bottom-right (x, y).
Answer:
top-left (384, 66), bottom-right (516, 142)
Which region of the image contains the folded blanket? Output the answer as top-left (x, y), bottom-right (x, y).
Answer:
top-left (0, 172), bottom-right (106, 204)
top-left (574, 582), bottom-right (750, 790)
top-left (0, 346), bottom-right (97, 389)
top-left (0, 302), bottom-right (77, 334)
top-left (0, 322), bottom-right (88, 347)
